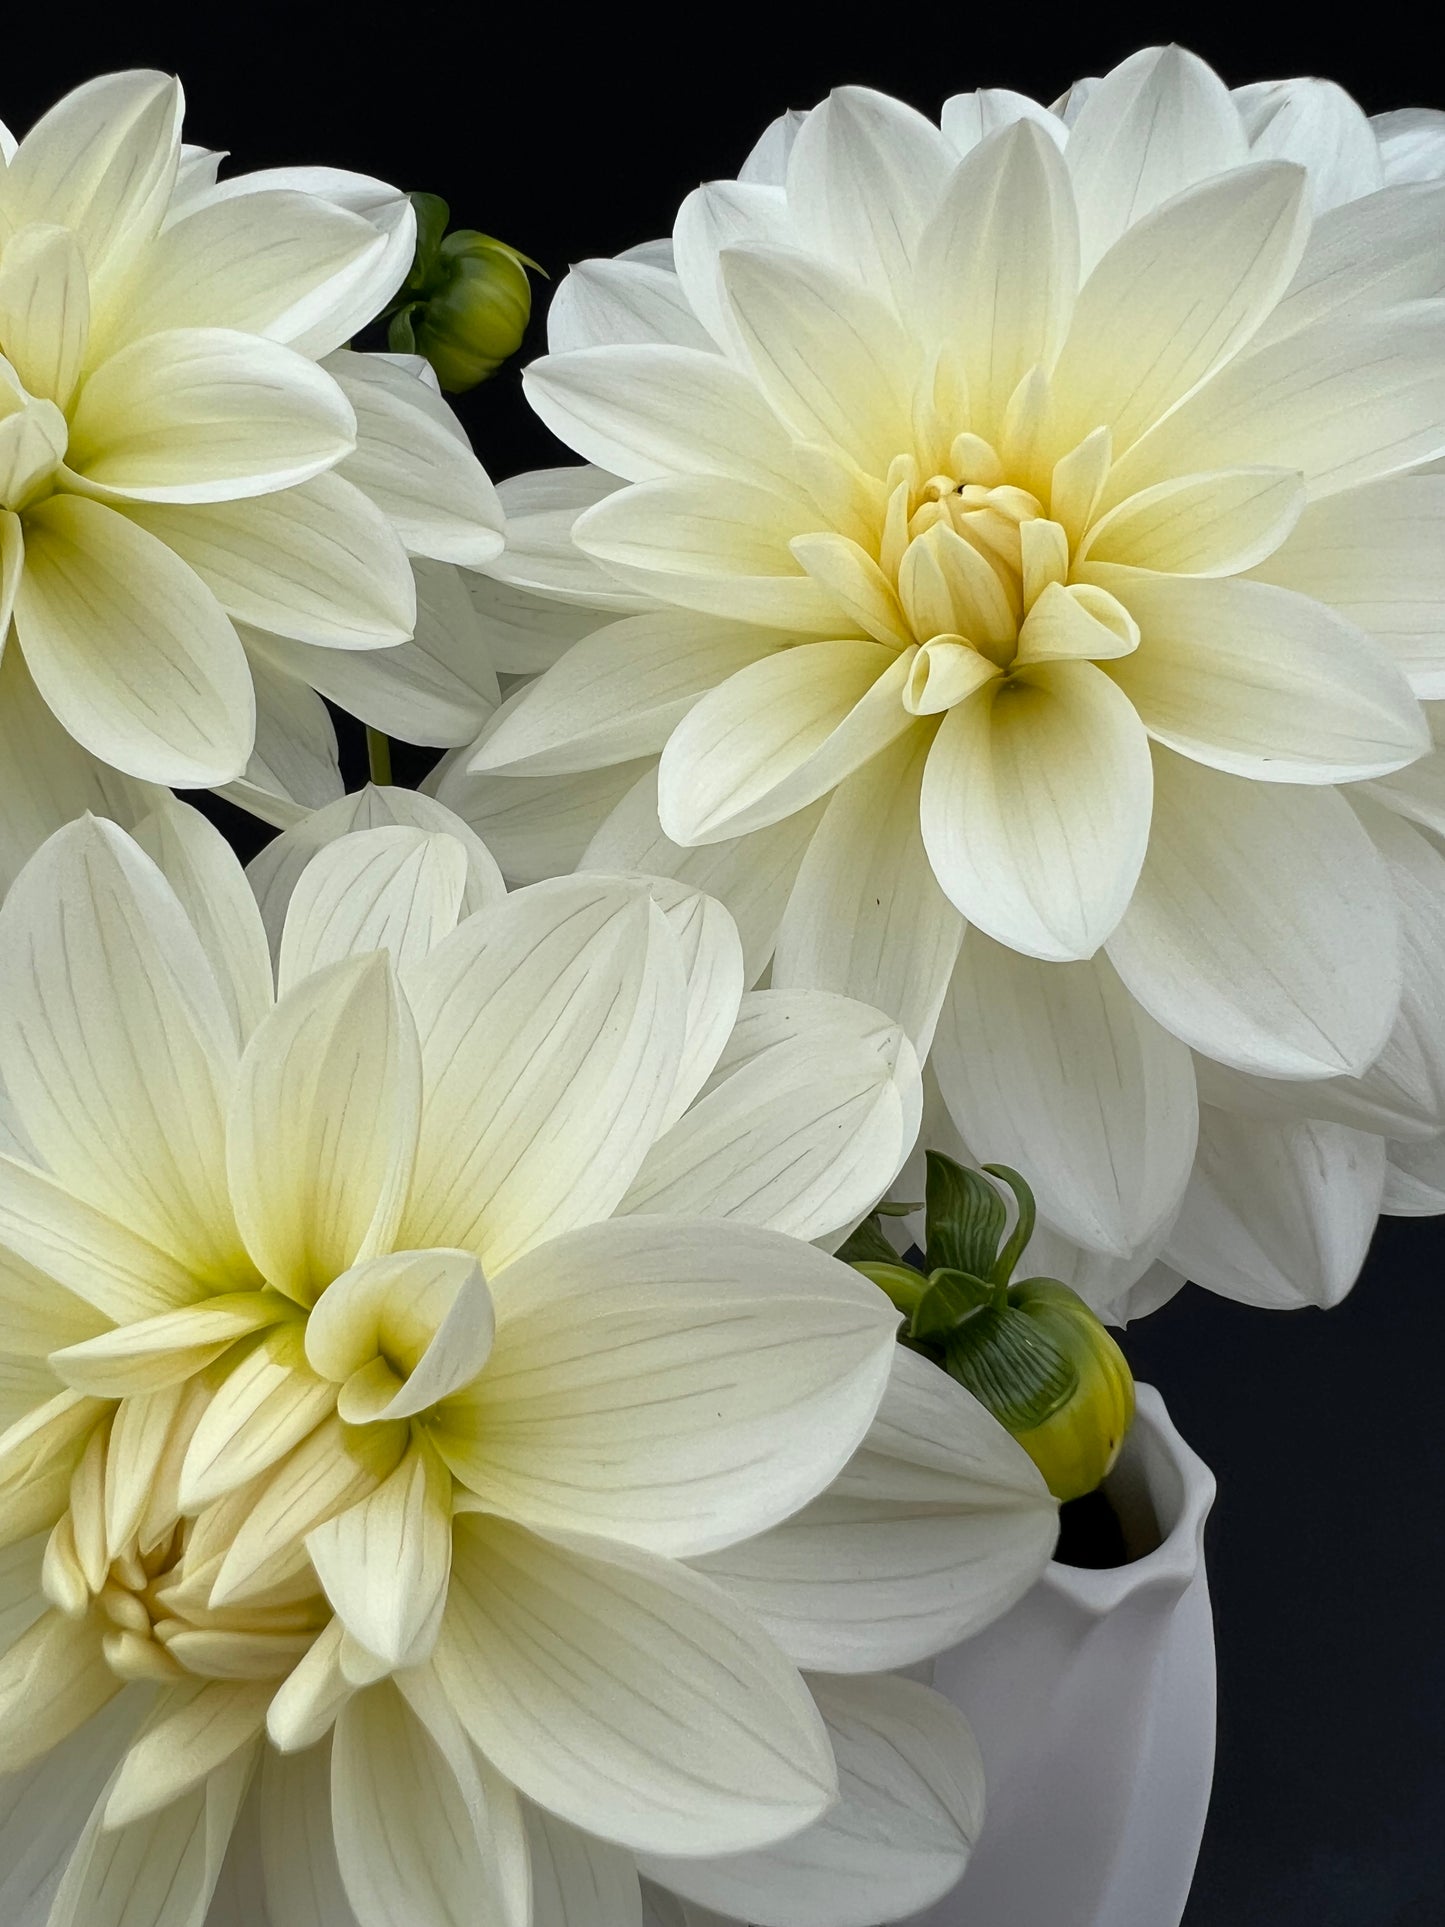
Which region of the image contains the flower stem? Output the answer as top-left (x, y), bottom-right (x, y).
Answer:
top-left (366, 728), bottom-right (393, 786)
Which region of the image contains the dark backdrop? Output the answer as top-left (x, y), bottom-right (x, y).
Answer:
top-left (5, 8), bottom-right (1443, 1920)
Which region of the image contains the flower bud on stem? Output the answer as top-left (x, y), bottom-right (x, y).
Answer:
top-left (841, 1155), bottom-right (1135, 1503)
top-left (382, 192), bottom-right (543, 392)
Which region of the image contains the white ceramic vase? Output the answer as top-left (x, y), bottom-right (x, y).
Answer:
top-left (904, 1383), bottom-right (1217, 1927)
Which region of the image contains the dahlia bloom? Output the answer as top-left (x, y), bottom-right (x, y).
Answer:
top-left (0, 804), bottom-right (1053, 1926)
top-left (0, 71), bottom-right (503, 872)
top-left (448, 46), bottom-right (1445, 1311)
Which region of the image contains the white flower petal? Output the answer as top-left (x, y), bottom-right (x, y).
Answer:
top-left (1383, 1133), bottom-right (1445, 1215)
top-left (1165, 1105), bottom-right (1385, 1308)
top-left (1373, 110), bottom-right (1445, 185)
top-left (620, 996), bottom-right (919, 1246)
top-left (1064, 46), bottom-right (1249, 273)
top-left (641, 877), bottom-right (746, 1132)
top-left (1107, 748), bottom-right (1401, 1078)
top-left (104, 1679), bottom-right (270, 1829)
top-left (307, 1442), bottom-right (451, 1671)
top-left (1247, 472), bottom-right (1445, 695)
top-left (464, 570), bottom-right (602, 676)
top-left (324, 351), bottom-right (504, 567)
top-left (672, 181), bottom-right (796, 356)
top-left (436, 1215), bottom-right (894, 1555)
top-left (277, 825), bottom-right (470, 990)
top-left (1254, 181), bottom-right (1445, 345)
top-left (940, 87), bottom-right (1067, 155)
top-left (658, 641), bottom-right (914, 845)
top-left (933, 935), bottom-right (1197, 1256)
top-left (218, 648), bottom-right (342, 829)
top-left (582, 768), bottom-right (822, 986)
top-left (0, 814), bottom-right (241, 1274)
top-left (256, 1741), bottom-right (361, 1927)
top-left (471, 613), bottom-right (783, 778)
top-left (643, 1674), bottom-right (983, 1927)
top-left (130, 798), bottom-right (274, 1045)
top-left (0, 1155), bottom-right (206, 1321)
top-left (122, 472), bottom-right (415, 649)
top-left (548, 254), bottom-right (716, 354)
top-left (228, 954), bottom-right (421, 1305)
top-left (523, 1800), bottom-right (645, 1927)
top-left (694, 1344), bottom-right (1055, 1673)
top-left (772, 730), bottom-right (965, 1053)
top-left (429, 754), bottom-right (655, 887)
top-left (1235, 77), bottom-right (1384, 213)
top-left (0, 1687), bottom-right (141, 1927)
top-left (1081, 467), bottom-right (1304, 576)
top-left (0, 223), bottom-right (90, 409)
top-left (433, 1514), bottom-right (837, 1856)
top-left (920, 659), bottom-right (1153, 961)
top-left (482, 466), bottom-right (649, 611)
top-left (398, 876), bottom-right (687, 1270)
top-left (1099, 567), bottom-right (1428, 781)
top-left (67, 328), bottom-right (355, 503)
top-left (13, 495), bottom-right (255, 785)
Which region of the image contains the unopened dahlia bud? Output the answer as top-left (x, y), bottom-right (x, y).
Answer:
top-left (386, 191), bottom-right (538, 390)
top-left (842, 1154), bottom-right (1135, 1502)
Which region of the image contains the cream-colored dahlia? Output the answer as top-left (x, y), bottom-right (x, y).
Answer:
top-left (0, 803), bottom-right (1053, 1927)
top-left (0, 71), bottom-right (503, 873)
top-left (447, 47), bottom-right (1445, 1314)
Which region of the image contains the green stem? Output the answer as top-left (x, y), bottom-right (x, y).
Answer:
top-left (366, 727), bottom-right (394, 786)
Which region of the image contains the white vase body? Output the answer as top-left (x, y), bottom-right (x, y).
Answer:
top-left (905, 1383), bottom-right (1216, 1927)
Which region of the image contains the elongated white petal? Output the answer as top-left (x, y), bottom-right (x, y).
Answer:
top-left (398, 877), bottom-right (687, 1270)
top-left (482, 465), bottom-right (648, 611)
top-left (247, 784), bottom-right (503, 957)
top-left (1165, 1106), bottom-right (1385, 1308)
top-left (104, 1679), bottom-right (271, 1828)
top-left (772, 730), bottom-right (964, 1052)
top-left (914, 120), bottom-right (1078, 443)
top-left (219, 647), bottom-right (342, 828)
top-left (1064, 45), bottom-right (1249, 273)
top-left (658, 642), bottom-right (914, 845)
top-left (47, 1741), bottom-right (255, 1927)
top-left (3, 73), bottom-right (182, 291)
top-left (620, 998), bottom-right (919, 1246)
top-left (1051, 162), bottom-right (1307, 456)
top-left (472, 614), bottom-right (783, 778)
top-left (548, 254), bottom-right (716, 354)
top-left (644, 1674), bottom-right (984, 1927)
top-left (1107, 749), bottom-right (1401, 1077)
top-left (257, 1740), bottom-right (361, 1927)
top-left (1253, 181), bottom-right (1445, 346)
top-left (1247, 472), bottom-right (1445, 694)
top-left (306, 1441), bottom-right (451, 1669)
top-left (131, 799), bottom-right (273, 1045)
top-left (228, 954), bottom-right (421, 1305)
top-left (574, 473), bottom-right (840, 632)
top-left (306, 1247), bottom-right (495, 1423)
top-left (525, 344), bottom-right (802, 491)
top-left (68, 328), bottom-right (355, 502)
top-left (695, 1345), bottom-right (1054, 1671)
top-left (1081, 467), bottom-right (1304, 576)
top-left (524, 1800), bottom-right (645, 1927)
top-left (122, 472), bottom-right (415, 648)
top-left (0, 1611), bottom-right (120, 1774)
top-left (1098, 568), bottom-right (1428, 782)
top-left (49, 1291), bottom-right (283, 1397)
top-left (436, 1216), bottom-right (894, 1555)
top-left (0, 814), bottom-right (243, 1274)
top-left (934, 935), bottom-right (1197, 1256)
top-left (641, 877), bottom-right (746, 1132)
top-left (672, 181), bottom-right (796, 356)
top-left (1236, 76), bottom-right (1384, 213)
top-left (13, 495), bottom-right (255, 784)
top-left (582, 768), bottom-right (821, 986)
top-left (178, 1319), bottom-right (333, 1506)
top-left (0, 1685), bottom-right (141, 1927)
top-left (784, 85), bottom-right (955, 306)
top-left (921, 659), bottom-right (1153, 960)
top-left (434, 1514), bottom-right (838, 1855)
top-left (0, 223), bottom-right (90, 409)
top-left (940, 87), bottom-right (1067, 154)
top-left (331, 1682), bottom-right (518, 1927)
top-left (277, 826), bottom-right (470, 990)
top-left (324, 351), bottom-right (504, 567)
top-left (0, 1154), bottom-right (206, 1319)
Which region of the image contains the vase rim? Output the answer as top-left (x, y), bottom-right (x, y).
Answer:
top-left (1043, 1383), bottom-right (1215, 1617)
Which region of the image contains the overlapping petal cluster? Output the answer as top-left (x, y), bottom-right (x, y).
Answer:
top-left (446, 48), bottom-right (1445, 1318)
top-left (0, 800), bottom-right (1054, 1926)
top-left (0, 72), bottom-right (505, 878)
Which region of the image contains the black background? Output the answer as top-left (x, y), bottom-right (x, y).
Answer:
top-left (6, 8), bottom-right (1444, 1919)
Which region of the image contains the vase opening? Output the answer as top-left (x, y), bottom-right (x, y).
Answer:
top-left (1053, 1401), bottom-right (1188, 1570)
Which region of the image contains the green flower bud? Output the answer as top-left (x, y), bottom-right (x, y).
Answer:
top-left (838, 1155), bottom-right (1135, 1503)
top-left (385, 193), bottom-right (540, 392)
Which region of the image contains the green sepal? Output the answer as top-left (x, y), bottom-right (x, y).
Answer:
top-left (835, 1213), bottom-right (904, 1270)
top-left (852, 1261), bottom-right (929, 1318)
top-left (407, 192), bottom-right (450, 283)
top-left (982, 1163), bottom-right (1037, 1285)
top-left (925, 1151), bottom-right (1006, 1279)
top-left (909, 1268), bottom-right (995, 1341)
top-left (943, 1305), bottom-right (1079, 1433)
top-left (386, 304), bottom-right (420, 354)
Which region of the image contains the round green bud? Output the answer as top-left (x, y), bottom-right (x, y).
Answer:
top-left (994, 1279), bottom-right (1136, 1504)
top-left (386, 196), bottom-right (539, 392)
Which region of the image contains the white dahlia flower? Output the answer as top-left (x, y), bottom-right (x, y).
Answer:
top-left (0, 802), bottom-right (1054, 1927)
top-left (0, 71), bottom-right (504, 877)
top-left (445, 46), bottom-right (1445, 1313)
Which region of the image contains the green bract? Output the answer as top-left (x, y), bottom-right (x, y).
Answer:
top-left (843, 1154), bottom-right (1136, 1503)
top-left (385, 192), bottom-right (538, 391)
